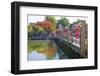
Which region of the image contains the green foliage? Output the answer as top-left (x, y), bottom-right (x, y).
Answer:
top-left (28, 23), bottom-right (33, 32)
top-left (69, 19), bottom-right (81, 30)
top-left (57, 17), bottom-right (70, 28)
top-left (28, 23), bottom-right (48, 39)
top-left (33, 26), bottom-right (47, 34)
top-left (28, 40), bottom-right (49, 53)
top-left (46, 16), bottom-right (56, 23)
top-left (45, 16), bottom-right (57, 32)
top-left (28, 23), bottom-right (33, 39)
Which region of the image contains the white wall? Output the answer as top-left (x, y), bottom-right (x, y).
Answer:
top-left (0, 0), bottom-right (99, 76)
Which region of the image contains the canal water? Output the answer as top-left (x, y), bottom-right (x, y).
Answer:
top-left (27, 39), bottom-right (81, 61)
top-left (27, 40), bottom-right (60, 61)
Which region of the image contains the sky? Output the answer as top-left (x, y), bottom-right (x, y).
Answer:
top-left (27, 15), bottom-right (88, 25)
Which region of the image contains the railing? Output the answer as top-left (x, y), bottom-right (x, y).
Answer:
top-left (71, 37), bottom-right (80, 48)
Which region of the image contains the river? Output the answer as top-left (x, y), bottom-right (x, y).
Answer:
top-left (27, 40), bottom-right (60, 61)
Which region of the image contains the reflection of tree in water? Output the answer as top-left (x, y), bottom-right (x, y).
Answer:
top-left (42, 40), bottom-right (55, 60)
top-left (28, 40), bottom-right (57, 60)
top-left (42, 40), bottom-right (57, 60)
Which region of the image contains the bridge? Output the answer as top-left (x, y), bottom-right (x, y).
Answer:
top-left (54, 38), bottom-right (83, 59)
top-left (30, 34), bottom-right (83, 59)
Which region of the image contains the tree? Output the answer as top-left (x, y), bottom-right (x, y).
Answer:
top-left (28, 23), bottom-right (33, 33)
top-left (37, 26), bottom-right (47, 34)
top-left (70, 19), bottom-right (81, 30)
top-left (28, 23), bottom-right (33, 39)
top-left (33, 25), bottom-right (47, 35)
top-left (46, 16), bottom-right (56, 23)
top-left (45, 16), bottom-right (57, 32)
top-left (57, 17), bottom-right (70, 28)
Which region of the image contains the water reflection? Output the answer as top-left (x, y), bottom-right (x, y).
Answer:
top-left (28, 40), bottom-right (59, 61)
top-left (28, 51), bottom-right (59, 60)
